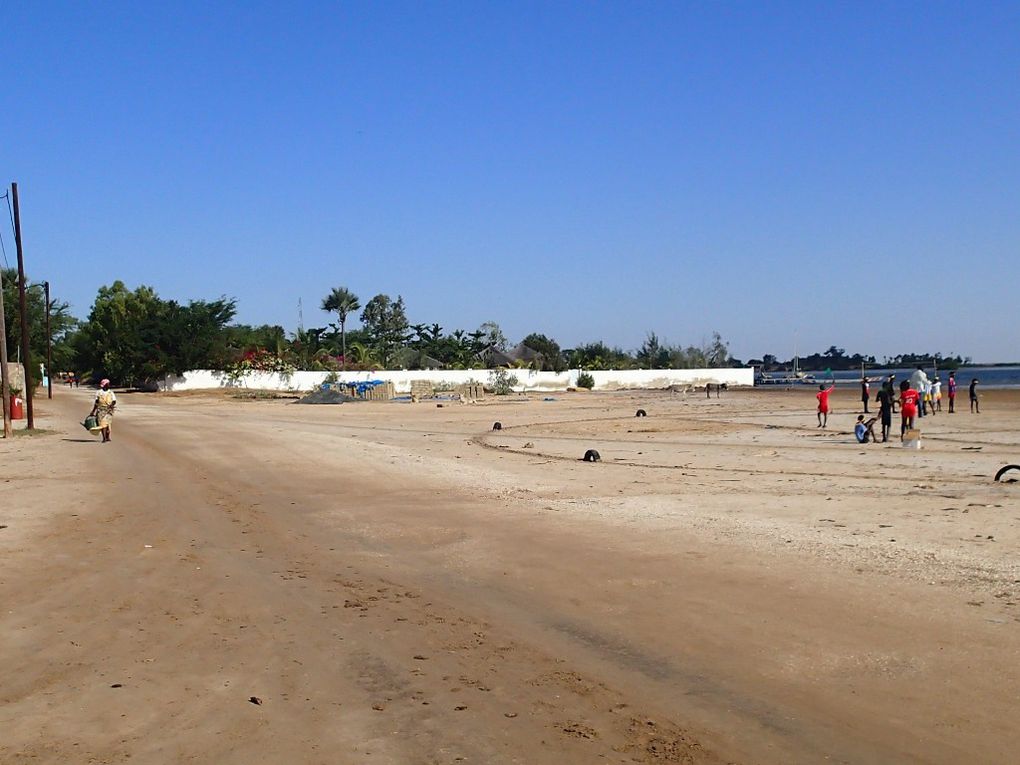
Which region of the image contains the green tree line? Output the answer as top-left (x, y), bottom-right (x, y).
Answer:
top-left (21, 281), bottom-right (740, 385)
top-left (748, 345), bottom-right (968, 372)
top-left (6, 277), bottom-right (981, 387)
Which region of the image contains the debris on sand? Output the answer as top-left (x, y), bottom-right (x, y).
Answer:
top-left (297, 389), bottom-right (356, 405)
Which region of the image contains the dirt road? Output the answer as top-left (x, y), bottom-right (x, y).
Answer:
top-left (2, 387), bottom-right (1019, 763)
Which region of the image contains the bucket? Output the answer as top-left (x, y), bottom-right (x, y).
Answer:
top-left (9, 395), bottom-right (24, 420)
top-left (902, 428), bottom-right (922, 449)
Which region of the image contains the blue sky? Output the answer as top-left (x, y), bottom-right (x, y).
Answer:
top-left (2, 1), bottom-right (1018, 362)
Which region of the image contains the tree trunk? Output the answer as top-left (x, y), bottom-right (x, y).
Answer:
top-left (341, 320), bottom-right (346, 370)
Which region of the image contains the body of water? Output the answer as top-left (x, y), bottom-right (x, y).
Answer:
top-left (807, 365), bottom-right (1020, 389)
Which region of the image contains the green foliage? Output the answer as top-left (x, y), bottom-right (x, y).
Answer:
top-left (746, 347), bottom-right (967, 372)
top-left (225, 348), bottom-right (295, 382)
top-left (636, 332), bottom-right (669, 369)
top-left (521, 332), bottom-right (566, 372)
top-left (478, 321), bottom-right (507, 351)
top-left (360, 294), bottom-right (410, 366)
top-left (223, 324), bottom-right (288, 357)
top-left (634, 330), bottom-right (735, 369)
top-left (576, 371), bottom-right (595, 389)
top-left (73, 281), bottom-right (236, 385)
top-left (321, 286), bottom-right (360, 367)
top-left (566, 341), bottom-right (634, 371)
top-left (2, 268), bottom-right (78, 373)
top-left (488, 367), bottom-right (519, 395)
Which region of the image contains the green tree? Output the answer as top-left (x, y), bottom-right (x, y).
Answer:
top-left (73, 281), bottom-right (235, 385)
top-left (478, 321), bottom-right (507, 351)
top-left (704, 332), bottom-right (733, 368)
top-left (636, 332), bottom-right (669, 368)
top-left (566, 341), bottom-right (634, 370)
top-left (2, 268), bottom-right (78, 377)
top-left (521, 332), bottom-right (566, 372)
top-left (360, 294), bottom-right (410, 367)
top-left (321, 287), bottom-right (360, 369)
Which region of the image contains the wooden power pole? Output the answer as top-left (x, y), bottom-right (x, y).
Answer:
top-left (12, 183), bottom-right (33, 429)
top-left (45, 280), bottom-right (52, 399)
top-left (0, 267), bottom-right (11, 438)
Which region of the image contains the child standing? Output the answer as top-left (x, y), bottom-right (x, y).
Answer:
top-left (899, 380), bottom-right (919, 437)
top-left (816, 382), bottom-right (835, 428)
top-left (970, 378), bottom-right (980, 413)
top-left (947, 372), bottom-right (957, 413)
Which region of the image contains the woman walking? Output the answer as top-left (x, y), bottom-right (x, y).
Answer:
top-left (90, 379), bottom-right (117, 443)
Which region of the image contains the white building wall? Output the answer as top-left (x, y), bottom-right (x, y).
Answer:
top-left (158, 367), bottom-right (754, 393)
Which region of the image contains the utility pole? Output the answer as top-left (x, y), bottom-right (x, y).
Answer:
top-left (45, 280), bottom-right (52, 399)
top-left (12, 183), bottom-right (33, 429)
top-left (0, 267), bottom-right (11, 438)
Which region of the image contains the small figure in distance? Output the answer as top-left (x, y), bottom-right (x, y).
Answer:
top-left (860, 376), bottom-right (870, 414)
top-left (931, 376), bottom-right (942, 413)
top-left (910, 366), bottom-right (930, 417)
top-left (882, 374), bottom-right (898, 413)
top-left (816, 381), bottom-right (835, 428)
top-left (970, 378), bottom-right (980, 413)
top-left (875, 383), bottom-right (894, 442)
top-left (899, 379), bottom-right (919, 437)
top-left (947, 371), bottom-right (957, 413)
top-left (90, 378), bottom-right (117, 443)
top-left (855, 414), bottom-right (879, 444)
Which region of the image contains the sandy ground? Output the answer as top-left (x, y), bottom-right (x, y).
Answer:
top-left (2, 384), bottom-right (1019, 764)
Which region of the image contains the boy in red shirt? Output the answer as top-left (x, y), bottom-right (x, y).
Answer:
top-left (816, 382), bottom-right (835, 428)
top-left (899, 380), bottom-right (919, 436)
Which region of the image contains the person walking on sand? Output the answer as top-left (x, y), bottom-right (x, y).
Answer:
top-left (816, 381), bottom-right (835, 428)
top-left (947, 371), bottom-right (957, 413)
top-left (90, 379), bottom-right (117, 443)
top-left (882, 374), bottom-right (898, 413)
top-left (860, 377), bottom-right (870, 414)
top-left (970, 378), bottom-right (980, 413)
top-left (899, 379), bottom-right (919, 437)
top-left (876, 383), bottom-right (893, 442)
top-left (932, 376), bottom-right (942, 413)
top-left (910, 367), bottom-right (930, 417)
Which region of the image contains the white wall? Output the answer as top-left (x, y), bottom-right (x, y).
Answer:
top-left (158, 367), bottom-right (754, 393)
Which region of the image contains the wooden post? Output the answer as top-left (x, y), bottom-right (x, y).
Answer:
top-left (0, 267), bottom-right (11, 438)
top-left (45, 281), bottom-right (52, 399)
top-left (12, 183), bottom-right (33, 429)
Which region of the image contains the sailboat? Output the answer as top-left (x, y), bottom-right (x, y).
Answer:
top-left (755, 354), bottom-right (817, 386)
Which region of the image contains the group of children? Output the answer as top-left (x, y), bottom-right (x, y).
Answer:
top-left (814, 368), bottom-right (981, 444)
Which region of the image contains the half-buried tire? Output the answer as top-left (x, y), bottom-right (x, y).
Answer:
top-left (583, 449), bottom-right (601, 463)
top-left (994, 464), bottom-right (1020, 482)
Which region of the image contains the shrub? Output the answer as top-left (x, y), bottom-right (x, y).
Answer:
top-left (576, 371), bottom-right (595, 389)
top-left (488, 368), bottom-right (519, 395)
top-left (226, 349), bottom-right (296, 383)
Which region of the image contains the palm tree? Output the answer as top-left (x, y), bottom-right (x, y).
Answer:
top-left (321, 287), bottom-right (360, 370)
